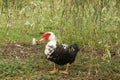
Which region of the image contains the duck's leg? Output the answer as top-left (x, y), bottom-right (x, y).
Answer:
top-left (50, 63), bottom-right (58, 74)
top-left (60, 63), bottom-right (70, 74)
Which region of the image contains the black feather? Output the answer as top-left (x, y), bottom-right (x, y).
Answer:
top-left (48, 43), bottom-right (79, 65)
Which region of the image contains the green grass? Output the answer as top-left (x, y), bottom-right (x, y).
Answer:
top-left (0, 0), bottom-right (119, 48)
top-left (0, 0), bottom-right (120, 79)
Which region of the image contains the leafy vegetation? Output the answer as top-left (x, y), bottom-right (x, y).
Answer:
top-left (0, 0), bottom-right (120, 80)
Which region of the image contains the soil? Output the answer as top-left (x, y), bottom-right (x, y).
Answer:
top-left (0, 42), bottom-right (45, 59)
top-left (0, 41), bottom-right (119, 59)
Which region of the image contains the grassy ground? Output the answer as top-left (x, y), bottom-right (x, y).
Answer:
top-left (0, 42), bottom-right (120, 80)
top-left (0, 0), bottom-right (120, 80)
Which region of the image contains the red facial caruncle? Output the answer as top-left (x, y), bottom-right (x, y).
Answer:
top-left (40, 32), bottom-right (51, 42)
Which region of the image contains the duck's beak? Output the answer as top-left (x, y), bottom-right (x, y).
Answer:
top-left (39, 38), bottom-right (44, 42)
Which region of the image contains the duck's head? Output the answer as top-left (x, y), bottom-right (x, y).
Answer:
top-left (40, 32), bottom-right (56, 42)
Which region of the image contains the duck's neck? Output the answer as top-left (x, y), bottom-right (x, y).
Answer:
top-left (44, 40), bottom-right (57, 58)
top-left (46, 40), bottom-right (57, 47)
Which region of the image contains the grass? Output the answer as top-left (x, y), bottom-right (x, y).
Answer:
top-left (0, 0), bottom-right (120, 79)
top-left (0, 46), bottom-right (120, 80)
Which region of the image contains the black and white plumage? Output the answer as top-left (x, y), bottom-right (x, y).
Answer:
top-left (48, 43), bottom-right (79, 65)
top-left (40, 32), bottom-right (79, 74)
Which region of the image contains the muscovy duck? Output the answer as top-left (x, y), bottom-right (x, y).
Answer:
top-left (40, 32), bottom-right (79, 74)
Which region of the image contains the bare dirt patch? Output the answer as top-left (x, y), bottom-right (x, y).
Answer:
top-left (0, 41), bottom-right (119, 59)
top-left (0, 42), bottom-right (45, 59)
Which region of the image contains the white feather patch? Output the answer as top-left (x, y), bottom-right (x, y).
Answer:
top-left (62, 44), bottom-right (68, 49)
top-left (45, 40), bottom-right (56, 58)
